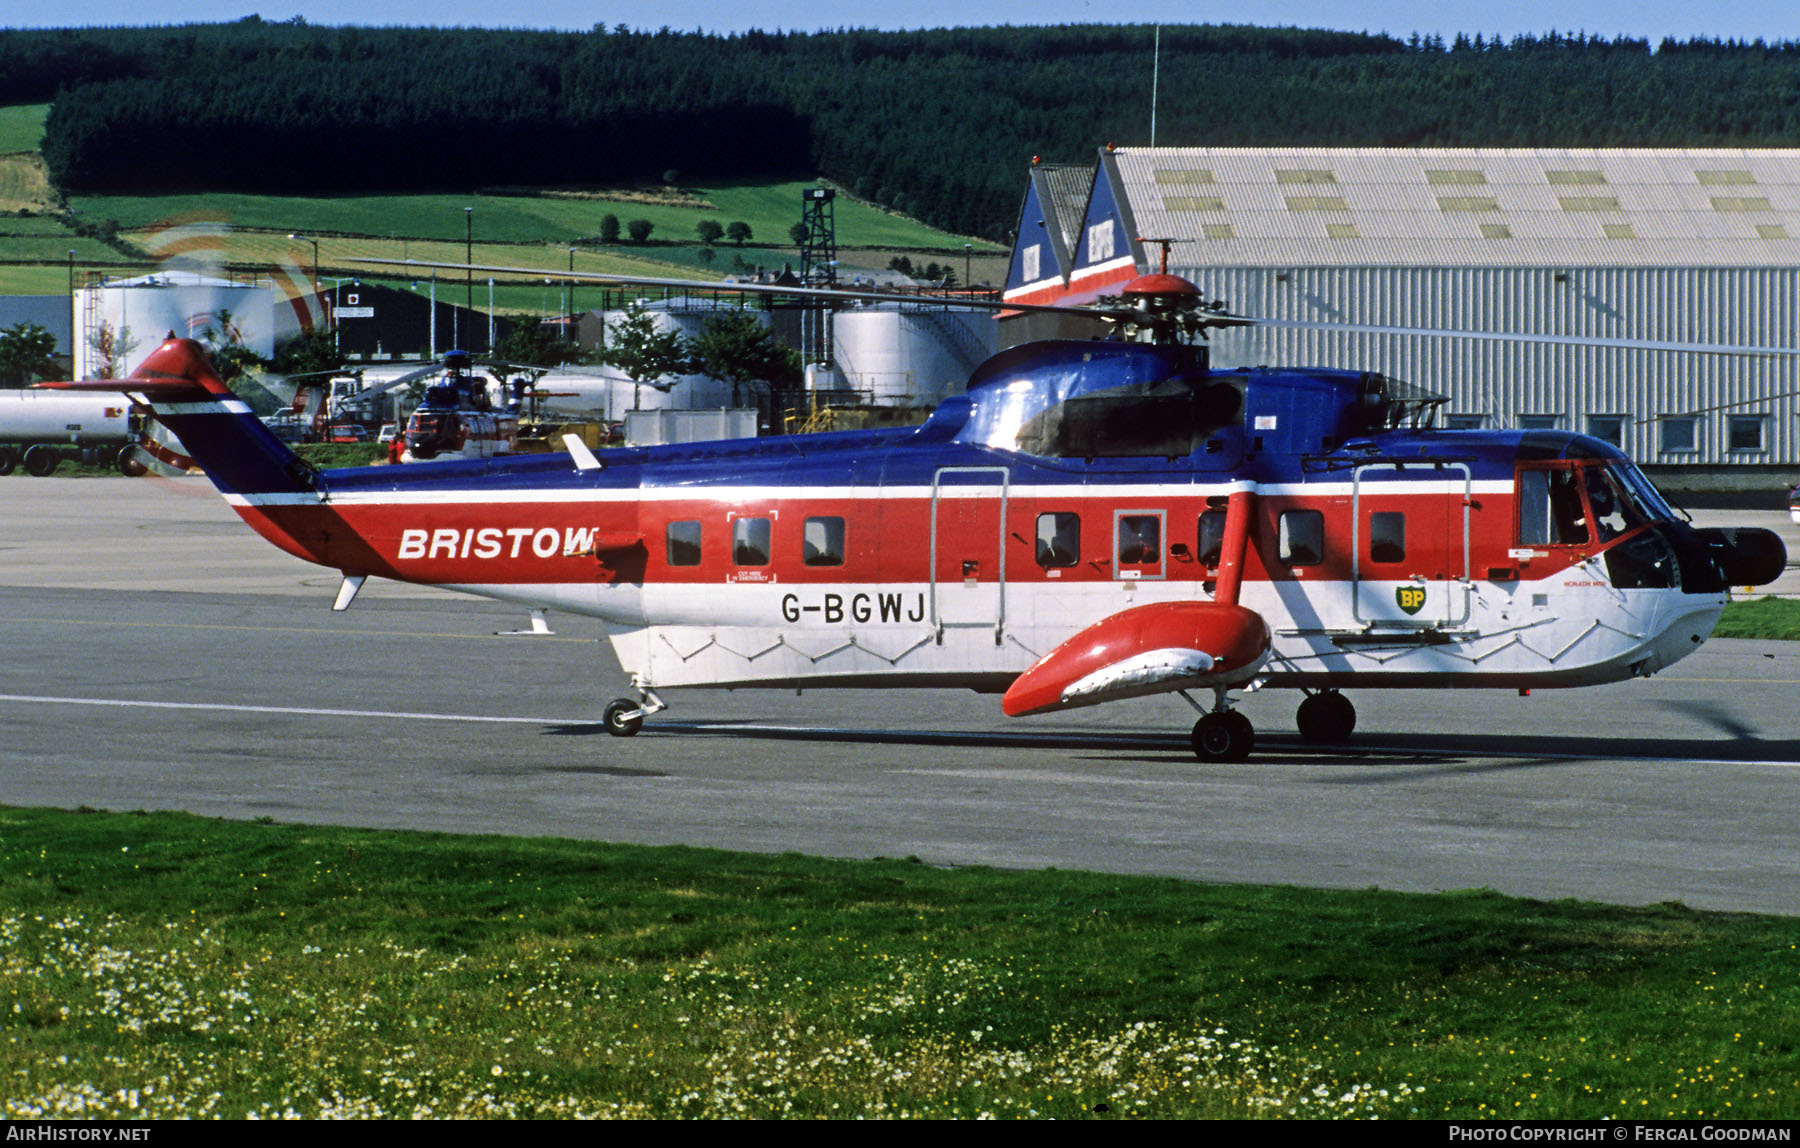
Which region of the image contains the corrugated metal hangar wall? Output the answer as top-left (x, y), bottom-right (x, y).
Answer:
top-left (1004, 147), bottom-right (1800, 485)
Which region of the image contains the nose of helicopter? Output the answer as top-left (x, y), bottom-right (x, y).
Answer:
top-left (1627, 599), bottom-right (1728, 680)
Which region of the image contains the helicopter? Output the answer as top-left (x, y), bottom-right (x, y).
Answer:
top-left (43, 261), bottom-right (1788, 762)
top-left (392, 350), bottom-right (533, 463)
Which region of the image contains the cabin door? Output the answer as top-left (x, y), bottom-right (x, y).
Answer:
top-left (930, 466), bottom-right (1009, 642)
top-left (1351, 462), bottom-right (1472, 628)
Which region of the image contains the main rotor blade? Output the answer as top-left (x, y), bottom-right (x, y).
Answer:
top-left (1248, 317), bottom-right (1800, 357)
top-left (351, 257), bottom-right (1101, 318)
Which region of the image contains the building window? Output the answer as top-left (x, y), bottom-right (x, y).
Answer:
top-left (1034, 513), bottom-right (1080, 568)
top-left (666, 521), bottom-right (701, 567)
top-left (803, 516), bottom-right (845, 566)
top-left (1587, 416), bottom-right (1625, 447)
top-left (1728, 415), bottom-right (1766, 452)
top-left (1518, 414), bottom-right (1561, 430)
top-left (732, 517), bottom-right (771, 566)
top-left (1368, 512), bottom-right (1406, 564)
top-left (1444, 413), bottom-right (1487, 430)
top-left (1086, 219), bottom-right (1114, 263)
top-left (1279, 510), bottom-right (1325, 566)
top-left (1659, 417), bottom-right (1699, 454)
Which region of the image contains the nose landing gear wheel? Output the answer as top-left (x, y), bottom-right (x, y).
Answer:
top-left (1295, 690), bottom-right (1356, 744)
top-left (1191, 710), bottom-right (1254, 763)
top-left (603, 698), bottom-right (644, 737)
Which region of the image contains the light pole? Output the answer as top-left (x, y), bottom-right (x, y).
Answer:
top-left (464, 207), bottom-right (473, 348)
top-left (324, 277), bottom-right (356, 353)
top-left (963, 243), bottom-right (972, 289)
top-left (568, 247), bottom-right (577, 342)
top-left (288, 233), bottom-right (319, 291)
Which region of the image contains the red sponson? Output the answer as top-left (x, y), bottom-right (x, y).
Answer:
top-left (1001, 600), bottom-right (1271, 717)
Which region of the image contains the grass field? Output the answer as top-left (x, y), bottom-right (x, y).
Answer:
top-left (1714, 595), bottom-right (1800, 639)
top-left (69, 181), bottom-right (1001, 255)
top-left (0, 181), bottom-right (1004, 299)
top-left (0, 803), bottom-right (1794, 1120)
top-left (0, 99), bottom-right (1002, 298)
top-left (0, 104), bottom-right (47, 155)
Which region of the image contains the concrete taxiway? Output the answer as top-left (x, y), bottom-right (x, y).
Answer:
top-left (5, 475), bottom-right (1800, 915)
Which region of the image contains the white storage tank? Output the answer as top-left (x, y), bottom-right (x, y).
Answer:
top-left (74, 271), bottom-right (300, 380)
top-left (594, 297), bottom-right (760, 411)
top-left (830, 305), bottom-right (997, 407)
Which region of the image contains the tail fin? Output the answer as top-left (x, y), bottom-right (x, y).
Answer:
top-left (40, 335), bottom-right (318, 498)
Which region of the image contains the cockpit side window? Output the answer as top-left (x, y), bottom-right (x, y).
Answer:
top-left (1518, 467), bottom-right (1589, 546)
top-left (1582, 468), bottom-right (1645, 542)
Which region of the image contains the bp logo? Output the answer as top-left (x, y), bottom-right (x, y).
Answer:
top-left (1396, 585), bottom-right (1427, 615)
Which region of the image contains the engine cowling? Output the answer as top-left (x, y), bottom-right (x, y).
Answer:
top-left (1002, 600), bottom-right (1272, 717)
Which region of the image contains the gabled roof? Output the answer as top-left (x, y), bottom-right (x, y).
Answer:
top-left (1107, 146), bottom-right (1800, 268)
top-left (1005, 163), bottom-right (1088, 302)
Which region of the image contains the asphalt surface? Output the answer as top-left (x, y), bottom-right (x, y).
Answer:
top-left (5, 474), bottom-right (1800, 915)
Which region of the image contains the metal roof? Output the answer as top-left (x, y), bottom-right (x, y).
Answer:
top-left (1111, 147), bottom-right (1800, 268)
top-left (1035, 163), bottom-right (1093, 256)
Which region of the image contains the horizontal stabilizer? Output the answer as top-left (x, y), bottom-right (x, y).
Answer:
top-left (1002, 600), bottom-right (1272, 717)
top-left (38, 335), bottom-right (235, 401)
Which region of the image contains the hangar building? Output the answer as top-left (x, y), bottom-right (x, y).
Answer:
top-left (1004, 146), bottom-right (1800, 491)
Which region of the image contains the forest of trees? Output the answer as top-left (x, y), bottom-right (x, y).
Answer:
top-left (6, 19), bottom-right (1800, 240)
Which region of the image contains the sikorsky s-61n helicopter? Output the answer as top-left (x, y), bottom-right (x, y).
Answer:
top-left (47, 260), bottom-right (1788, 761)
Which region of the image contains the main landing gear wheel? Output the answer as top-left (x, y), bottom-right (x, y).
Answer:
top-left (603, 698), bottom-right (644, 738)
top-left (1295, 690), bottom-right (1356, 745)
top-left (1191, 711), bottom-right (1254, 763)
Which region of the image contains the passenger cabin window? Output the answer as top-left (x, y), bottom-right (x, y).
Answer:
top-left (1035, 512), bottom-right (1080, 568)
top-left (732, 517), bottom-right (771, 566)
top-left (1197, 510), bottom-right (1226, 566)
top-left (803, 516), bottom-right (845, 566)
top-left (666, 520), bottom-right (702, 567)
top-left (1368, 512), bottom-right (1405, 563)
top-left (1278, 510), bottom-right (1324, 566)
top-left (1117, 515), bottom-right (1161, 565)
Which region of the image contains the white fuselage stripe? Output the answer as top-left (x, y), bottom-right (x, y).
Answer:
top-left (227, 479), bottom-right (1514, 508)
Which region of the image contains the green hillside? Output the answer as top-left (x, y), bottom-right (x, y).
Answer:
top-left (0, 103), bottom-right (47, 154)
top-left (66, 181), bottom-right (992, 253)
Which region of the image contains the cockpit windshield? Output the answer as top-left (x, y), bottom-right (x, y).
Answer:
top-left (1518, 460), bottom-right (1673, 547)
